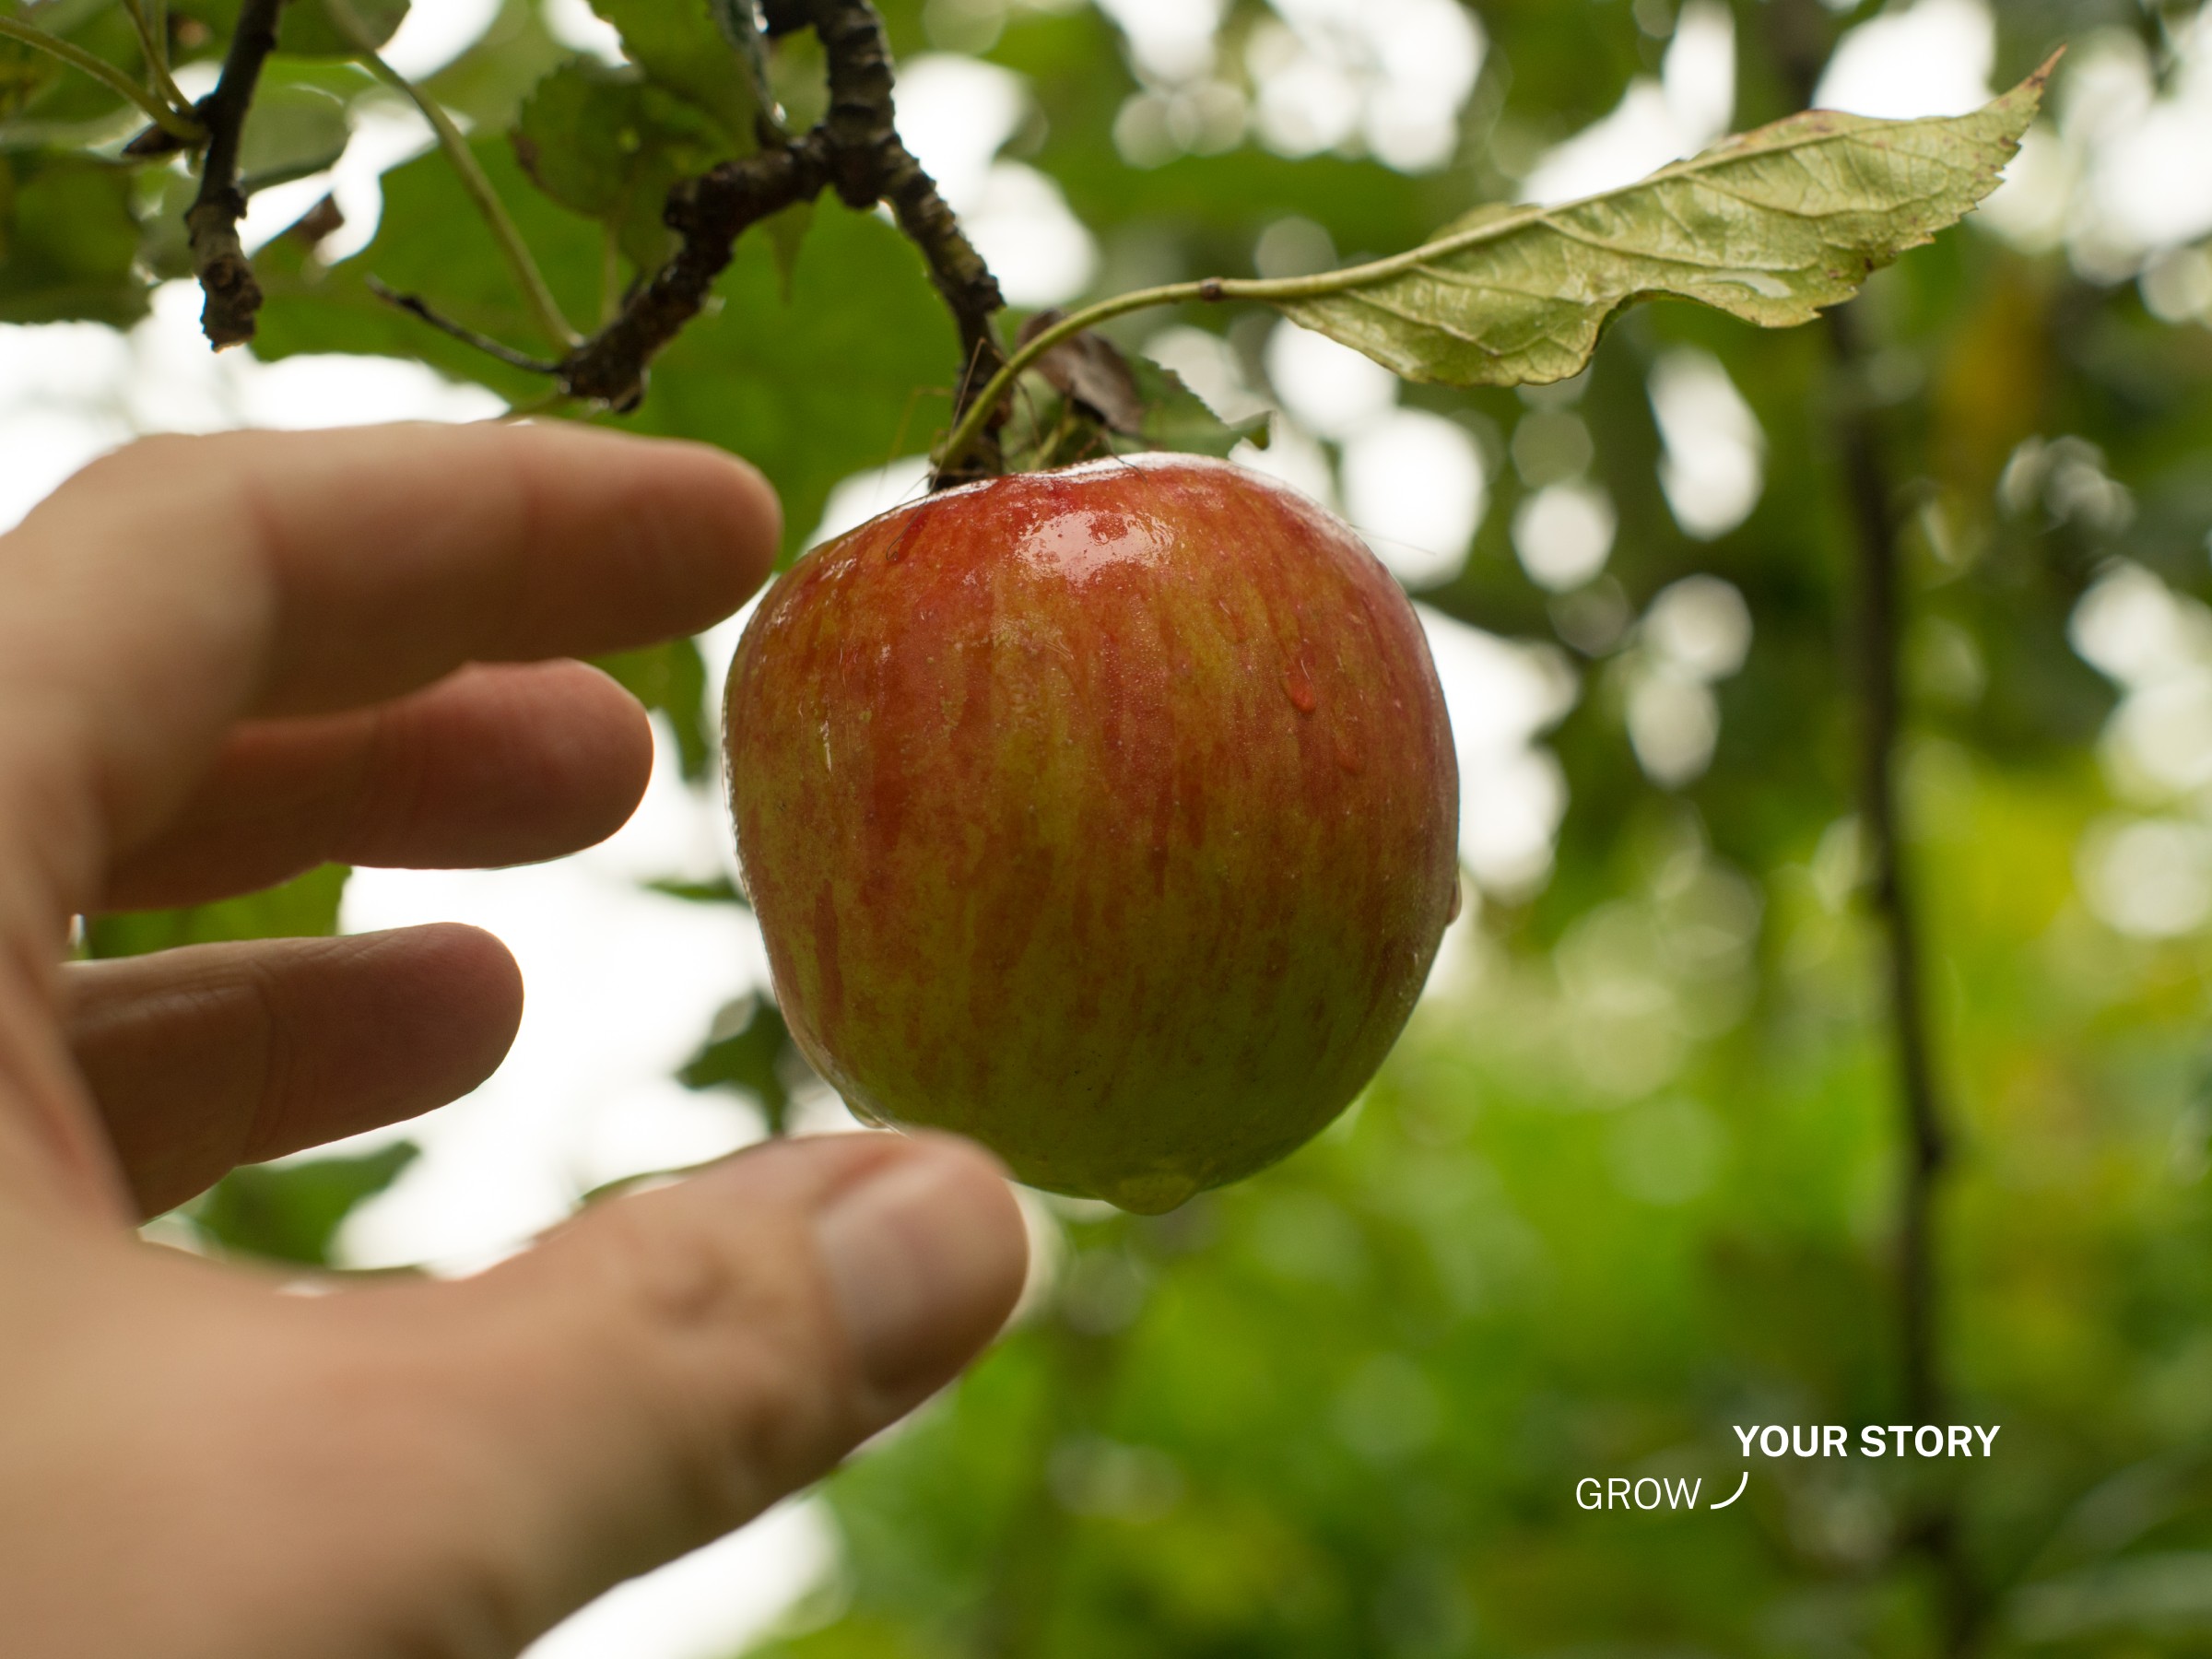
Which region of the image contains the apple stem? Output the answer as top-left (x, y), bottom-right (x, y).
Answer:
top-left (927, 191), bottom-right (1671, 479)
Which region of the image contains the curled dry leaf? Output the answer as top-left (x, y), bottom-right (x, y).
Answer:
top-left (1018, 308), bottom-right (1147, 434)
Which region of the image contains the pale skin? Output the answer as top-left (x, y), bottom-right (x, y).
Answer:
top-left (0, 423), bottom-right (1030, 1656)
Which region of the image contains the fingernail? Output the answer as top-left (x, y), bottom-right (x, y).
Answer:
top-left (815, 1144), bottom-right (1024, 1399)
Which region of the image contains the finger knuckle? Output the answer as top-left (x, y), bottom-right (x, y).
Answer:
top-left (582, 1197), bottom-right (856, 1517)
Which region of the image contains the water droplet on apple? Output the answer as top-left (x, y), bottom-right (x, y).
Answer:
top-left (1282, 665), bottom-right (1317, 713)
top-left (1447, 880), bottom-right (1464, 922)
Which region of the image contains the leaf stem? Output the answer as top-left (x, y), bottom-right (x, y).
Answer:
top-left (0, 14), bottom-right (204, 143)
top-left (118, 0), bottom-right (191, 115)
top-left (933, 52), bottom-right (2059, 477)
top-left (935, 217), bottom-right (1570, 469)
top-left (933, 279), bottom-right (1219, 474)
top-left (332, 6), bottom-right (580, 349)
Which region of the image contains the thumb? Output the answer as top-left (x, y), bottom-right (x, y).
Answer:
top-left (388, 1131), bottom-right (1026, 1649)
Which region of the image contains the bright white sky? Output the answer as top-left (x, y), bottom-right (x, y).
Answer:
top-left (4, 1), bottom-right (2207, 1652)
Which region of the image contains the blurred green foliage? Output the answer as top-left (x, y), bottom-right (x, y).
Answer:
top-left (596, 638), bottom-right (715, 782)
top-left (84, 863), bottom-right (350, 959)
top-left (187, 1138), bottom-right (418, 1266)
top-left (8, 0), bottom-right (2212, 1650)
top-left (681, 994), bottom-right (809, 1138)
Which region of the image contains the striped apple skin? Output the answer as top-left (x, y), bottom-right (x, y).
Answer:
top-left (724, 454), bottom-right (1457, 1212)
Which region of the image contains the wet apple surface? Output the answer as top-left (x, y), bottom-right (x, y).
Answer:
top-left (724, 454), bottom-right (1458, 1212)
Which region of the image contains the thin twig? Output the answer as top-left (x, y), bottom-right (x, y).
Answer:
top-left (0, 14), bottom-right (203, 143)
top-left (1830, 307), bottom-right (1950, 1421)
top-left (558, 134), bottom-right (834, 407)
top-left (364, 276), bottom-right (563, 373)
top-left (555, 0), bottom-right (1010, 439)
top-left (331, 8), bottom-right (579, 352)
top-left (185, 0), bottom-right (280, 347)
top-left (1829, 300), bottom-right (1976, 1655)
top-left (1762, 2), bottom-right (1971, 1640)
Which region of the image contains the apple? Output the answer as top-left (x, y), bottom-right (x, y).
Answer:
top-left (724, 453), bottom-right (1458, 1212)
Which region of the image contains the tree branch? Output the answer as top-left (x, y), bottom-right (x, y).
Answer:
top-left (558, 135), bottom-right (835, 407)
top-left (807, 0), bottom-right (1007, 480)
top-left (1760, 3), bottom-right (1972, 1643)
top-left (1829, 298), bottom-right (1978, 1657)
top-left (185, 0), bottom-right (281, 347)
top-left (1830, 306), bottom-right (1949, 1421)
top-left (553, 0), bottom-right (1008, 469)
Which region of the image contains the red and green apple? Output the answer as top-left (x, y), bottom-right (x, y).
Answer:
top-left (724, 454), bottom-right (1458, 1212)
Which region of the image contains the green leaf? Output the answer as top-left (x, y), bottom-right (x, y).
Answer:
top-left (0, 4), bottom-right (144, 125)
top-left (707, 0), bottom-right (781, 135)
top-left (679, 994), bottom-right (806, 1136)
top-left (594, 637), bottom-right (713, 782)
top-left (169, 0), bottom-right (410, 59)
top-left (1272, 61), bottom-right (2054, 388)
top-left (237, 81), bottom-right (349, 193)
top-left (134, 162), bottom-right (194, 279)
top-left (278, 0), bottom-right (407, 58)
top-left (645, 875), bottom-right (748, 906)
top-left (512, 56), bottom-right (733, 272)
top-left (618, 203), bottom-right (959, 563)
top-left (0, 149), bottom-right (146, 324)
top-left (420, 0), bottom-right (567, 133)
top-left (85, 864), bottom-right (350, 959)
top-left (1125, 355), bottom-right (1267, 458)
top-left (188, 1140), bottom-right (418, 1266)
top-left (587, 0), bottom-right (759, 146)
top-left (0, 31), bottom-right (65, 123)
top-left (998, 336), bottom-right (1267, 473)
top-left (253, 135), bottom-right (603, 400)
top-left (260, 151), bottom-right (958, 564)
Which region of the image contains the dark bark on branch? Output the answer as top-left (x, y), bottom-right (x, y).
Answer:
top-left (187, 0), bottom-right (281, 348)
top-left (808, 0), bottom-right (1006, 478)
top-left (559, 136), bottom-right (835, 406)
top-left (555, 0), bottom-right (1008, 477)
top-left (1828, 301), bottom-right (1978, 1657)
top-left (1830, 307), bottom-right (1951, 1423)
top-left (1763, 4), bottom-right (1974, 1644)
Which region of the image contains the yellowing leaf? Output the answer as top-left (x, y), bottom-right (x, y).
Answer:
top-left (1272, 57), bottom-right (2054, 388)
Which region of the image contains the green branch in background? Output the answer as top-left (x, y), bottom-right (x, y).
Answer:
top-left (327, 1), bottom-right (579, 350)
top-left (0, 12), bottom-right (205, 144)
top-left (932, 55), bottom-right (2055, 479)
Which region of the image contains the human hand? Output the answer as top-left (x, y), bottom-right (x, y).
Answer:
top-left (0, 424), bottom-right (1028, 1656)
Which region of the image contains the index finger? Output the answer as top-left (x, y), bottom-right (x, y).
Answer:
top-left (0, 421), bottom-right (778, 873)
